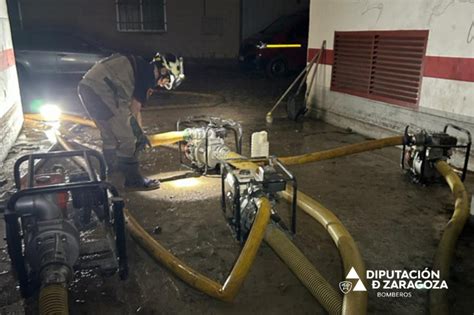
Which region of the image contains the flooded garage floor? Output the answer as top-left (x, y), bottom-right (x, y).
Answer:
top-left (1, 64), bottom-right (473, 314)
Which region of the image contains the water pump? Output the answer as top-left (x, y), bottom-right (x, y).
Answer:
top-left (221, 158), bottom-right (297, 242)
top-left (177, 116), bottom-right (243, 173)
top-left (177, 116), bottom-right (297, 242)
top-left (401, 124), bottom-right (471, 183)
top-left (4, 150), bottom-right (128, 297)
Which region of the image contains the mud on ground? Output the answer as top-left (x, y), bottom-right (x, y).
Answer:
top-left (1, 64), bottom-right (473, 314)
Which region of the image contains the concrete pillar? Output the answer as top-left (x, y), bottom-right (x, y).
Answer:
top-left (0, 0), bottom-right (23, 161)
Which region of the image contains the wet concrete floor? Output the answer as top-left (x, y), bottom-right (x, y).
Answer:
top-left (1, 63), bottom-right (473, 314)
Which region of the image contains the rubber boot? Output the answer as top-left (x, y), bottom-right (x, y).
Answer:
top-left (103, 149), bottom-right (118, 173)
top-left (103, 149), bottom-right (123, 187)
top-left (117, 156), bottom-right (160, 191)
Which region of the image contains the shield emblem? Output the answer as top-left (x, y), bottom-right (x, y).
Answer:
top-left (339, 281), bottom-right (353, 294)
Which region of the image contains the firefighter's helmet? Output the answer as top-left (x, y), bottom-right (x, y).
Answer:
top-left (152, 53), bottom-right (185, 90)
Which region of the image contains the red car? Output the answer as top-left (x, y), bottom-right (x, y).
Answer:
top-left (239, 11), bottom-right (309, 78)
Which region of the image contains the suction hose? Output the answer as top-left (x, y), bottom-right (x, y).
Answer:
top-left (281, 187), bottom-right (367, 315)
top-left (279, 136), bottom-right (404, 166)
top-left (39, 284), bottom-right (69, 315)
top-left (264, 224), bottom-right (343, 315)
top-left (217, 151), bottom-right (345, 313)
top-left (430, 160), bottom-right (470, 315)
top-left (124, 197), bottom-right (271, 302)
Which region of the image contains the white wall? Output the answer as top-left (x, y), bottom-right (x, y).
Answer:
top-left (309, 0), bottom-right (473, 57)
top-left (0, 0), bottom-right (23, 161)
top-left (307, 0), bottom-right (474, 137)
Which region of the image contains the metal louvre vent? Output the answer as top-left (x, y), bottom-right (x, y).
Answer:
top-left (331, 31), bottom-right (429, 108)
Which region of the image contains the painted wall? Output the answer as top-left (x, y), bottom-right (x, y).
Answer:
top-left (241, 0), bottom-right (309, 39)
top-left (17, 0), bottom-right (241, 58)
top-left (0, 0), bottom-right (23, 161)
top-left (307, 0), bottom-right (474, 163)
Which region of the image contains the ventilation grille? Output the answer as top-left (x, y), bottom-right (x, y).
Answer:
top-left (331, 31), bottom-right (428, 108)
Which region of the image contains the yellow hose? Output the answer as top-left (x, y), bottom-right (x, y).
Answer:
top-left (279, 136), bottom-right (404, 166)
top-left (59, 133), bottom-right (345, 308)
top-left (223, 151), bottom-right (260, 171)
top-left (55, 133), bottom-right (91, 169)
top-left (124, 197), bottom-right (271, 302)
top-left (55, 130), bottom-right (271, 302)
top-left (281, 187), bottom-right (367, 315)
top-left (26, 111), bottom-right (185, 150)
top-left (39, 284), bottom-right (69, 315)
top-left (26, 113), bottom-right (186, 148)
top-left (148, 131), bottom-right (186, 147)
top-left (25, 113), bottom-right (97, 128)
top-left (430, 161), bottom-right (470, 315)
top-left (27, 113), bottom-right (402, 164)
top-left (51, 114), bottom-right (365, 312)
top-left (264, 224), bottom-right (343, 315)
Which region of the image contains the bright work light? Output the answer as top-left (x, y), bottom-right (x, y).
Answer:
top-left (39, 104), bottom-right (62, 121)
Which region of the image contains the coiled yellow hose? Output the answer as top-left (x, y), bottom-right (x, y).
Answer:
top-left (430, 160), bottom-right (470, 315)
top-left (264, 224), bottom-right (343, 315)
top-left (39, 284), bottom-right (69, 315)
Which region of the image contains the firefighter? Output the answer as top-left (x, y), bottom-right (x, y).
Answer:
top-left (78, 53), bottom-right (185, 190)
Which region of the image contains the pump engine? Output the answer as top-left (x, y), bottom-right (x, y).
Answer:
top-left (221, 159), bottom-right (296, 242)
top-left (177, 116), bottom-right (297, 242)
top-left (401, 124), bottom-right (471, 183)
top-left (177, 116), bottom-right (243, 173)
top-left (4, 150), bottom-right (128, 297)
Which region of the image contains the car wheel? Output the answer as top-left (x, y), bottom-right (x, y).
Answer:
top-left (266, 58), bottom-right (288, 78)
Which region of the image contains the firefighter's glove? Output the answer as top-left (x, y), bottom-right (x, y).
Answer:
top-left (130, 116), bottom-right (151, 152)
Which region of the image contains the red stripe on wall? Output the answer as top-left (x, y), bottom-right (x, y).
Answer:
top-left (423, 56), bottom-right (474, 82)
top-left (0, 48), bottom-right (16, 71)
top-left (307, 48), bottom-right (333, 65)
top-left (307, 47), bottom-right (474, 82)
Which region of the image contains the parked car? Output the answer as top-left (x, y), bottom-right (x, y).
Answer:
top-left (13, 31), bottom-right (113, 79)
top-left (239, 11), bottom-right (309, 78)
